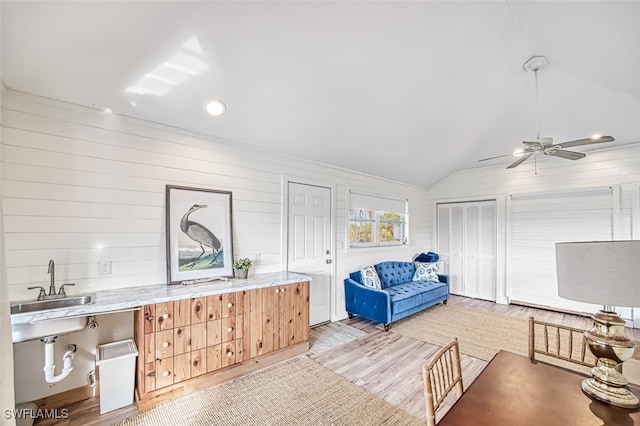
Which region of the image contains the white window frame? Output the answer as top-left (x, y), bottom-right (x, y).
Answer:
top-left (348, 191), bottom-right (408, 248)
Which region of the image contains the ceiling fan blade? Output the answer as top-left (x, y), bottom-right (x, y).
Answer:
top-left (478, 154), bottom-right (513, 162)
top-left (545, 149), bottom-right (586, 160)
top-left (506, 153), bottom-right (533, 169)
top-left (553, 135), bottom-right (614, 149)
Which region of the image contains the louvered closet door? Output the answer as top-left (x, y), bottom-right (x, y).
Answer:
top-left (509, 190), bottom-right (614, 313)
top-left (437, 201), bottom-right (496, 301)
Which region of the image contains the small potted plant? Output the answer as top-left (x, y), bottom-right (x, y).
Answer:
top-left (233, 257), bottom-right (252, 279)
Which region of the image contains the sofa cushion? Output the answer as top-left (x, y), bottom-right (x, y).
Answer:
top-left (412, 262), bottom-right (439, 282)
top-left (360, 265), bottom-right (382, 289)
top-left (387, 281), bottom-right (449, 314)
top-left (374, 261), bottom-right (416, 288)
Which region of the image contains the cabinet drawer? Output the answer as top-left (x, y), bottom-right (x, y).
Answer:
top-left (174, 325), bottom-right (191, 355)
top-left (144, 362), bottom-right (156, 392)
top-left (191, 322), bottom-right (207, 351)
top-left (221, 341), bottom-right (236, 368)
top-left (174, 353), bottom-right (191, 383)
top-left (191, 348), bottom-right (206, 377)
top-left (191, 297), bottom-right (207, 323)
top-left (155, 358), bottom-right (174, 388)
top-left (155, 329), bottom-right (174, 359)
top-left (207, 344), bottom-right (222, 372)
top-left (207, 319), bottom-right (221, 346)
top-left (174, 299), bottom-right (191, 327)
top-left (143, 334), bottom-right (156, 364)
top-left (155, 302), bottom-right (174, 331)
top-left (222, 316), bottom-right (236, 343)
top-left (222, 292), bottom-right (236, 318)
top-left (207, 295), bottom-right (222, 321)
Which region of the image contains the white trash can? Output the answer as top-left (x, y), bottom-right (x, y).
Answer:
top-left (96, 339), bottom-right (138, 414)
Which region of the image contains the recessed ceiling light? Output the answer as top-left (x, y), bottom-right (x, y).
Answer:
top-left (206, 99), bottom-right (226, 116)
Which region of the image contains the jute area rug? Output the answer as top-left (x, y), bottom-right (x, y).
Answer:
top-left (116, 357), bottom-right (422, 426)
top-left (387, 304), bottom-right (640, 374)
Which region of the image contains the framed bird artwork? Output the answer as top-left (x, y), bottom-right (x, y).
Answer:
top-left (166, 185), bottom-right (234, 284)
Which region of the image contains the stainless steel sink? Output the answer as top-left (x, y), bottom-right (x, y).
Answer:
top-left (10, 294), bottom-right (93, 314)
top-left (12, 316), bottom-right (89, 343)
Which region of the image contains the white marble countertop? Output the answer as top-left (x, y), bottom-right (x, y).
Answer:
top-left (10, 271), bottom-right (311, 325)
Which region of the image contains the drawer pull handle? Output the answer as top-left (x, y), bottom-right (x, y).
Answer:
top-left (227, 351), bottom-right (233, 357)
top-left (227, 327), bottom-right (232, 333)
top-left (227, 302), bottom-right (233, 308)
top-left (162, 313), bottom-right (169, 320)
top-left (163, 341), bottom-right (170, 348)
top-left (282, 288), bottom-right (286, 293)
top-left (162, 371), bottom-right (170, 377)
top-left (195, 304), bottom-right (201, 313)
top-left (275, 289), bottom-right (279, 293)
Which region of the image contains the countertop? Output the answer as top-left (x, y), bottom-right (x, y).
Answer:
top-left (11, 271), bottom-right (311, 325)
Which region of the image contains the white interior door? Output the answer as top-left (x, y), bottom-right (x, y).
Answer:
top-left (287, 182), bottom-right (332, 326)
top-left (437, 200), bottom-right (496, 301)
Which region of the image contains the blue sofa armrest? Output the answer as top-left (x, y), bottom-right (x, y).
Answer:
top-left (437, 274), bottom-right (449, 284)
top-left (344, 278), bottom-right (391, 325)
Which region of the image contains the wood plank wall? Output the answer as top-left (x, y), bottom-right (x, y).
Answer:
top-left (1, 90), bottom-right (430, 320)
top-left (428, 142), bottom-right (640, 317)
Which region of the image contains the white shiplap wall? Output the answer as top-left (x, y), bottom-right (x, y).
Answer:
top-left (1, 82), bottom-right (18, 424)
top-left (428, 143), bottom-right (640, 313)
top-left (1, 89), bottom-right (431, 312)
top-left (1, 89), bottom-right (432, 402)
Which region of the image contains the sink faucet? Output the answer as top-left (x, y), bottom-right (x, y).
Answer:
top-left (48, 259), bottom-right (56, 296)
top-left (28, 260), bottom-right (74, 301)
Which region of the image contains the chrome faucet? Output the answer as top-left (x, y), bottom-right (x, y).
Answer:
top-left (48, 259), bottom-right (56, 296)
top-left (28, 259), bottom-right (74, 300)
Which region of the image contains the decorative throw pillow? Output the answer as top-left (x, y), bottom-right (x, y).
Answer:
top-left (412, 262), bottom-right (439, 282)
top-left (360, 265), bottom-right (382, 289)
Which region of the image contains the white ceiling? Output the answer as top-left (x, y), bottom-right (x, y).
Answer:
top-left (2, 1), bottom-right (639, 187)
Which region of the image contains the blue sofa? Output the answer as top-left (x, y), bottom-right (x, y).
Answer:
top-left (344, 261), bottom-right (449, 331)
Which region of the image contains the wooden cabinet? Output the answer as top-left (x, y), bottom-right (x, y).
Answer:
top-left (251, 281), bottom-right (309, 358)
top-left (134, 281), bottom-right (309, 406)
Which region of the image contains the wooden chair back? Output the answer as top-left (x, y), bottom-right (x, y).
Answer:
top-left (422, 338), bottom-right (464, 426)
top-left (528, 316), bottom-right (595, 368)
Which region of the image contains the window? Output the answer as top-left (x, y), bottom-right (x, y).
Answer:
top-left (349, 192), bottom-right (408, 248)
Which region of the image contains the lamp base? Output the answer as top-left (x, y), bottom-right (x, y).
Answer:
top-left (581, 377), bottom-right (639, 409)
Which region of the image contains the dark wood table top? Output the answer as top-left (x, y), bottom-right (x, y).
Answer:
top-left (439, 350), bottom-right (640, 426)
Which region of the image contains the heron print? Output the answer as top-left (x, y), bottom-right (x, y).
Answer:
top-left (179, 204), bottom-right (223, 270)
top-left (166, 186), bottom-right (234, 283)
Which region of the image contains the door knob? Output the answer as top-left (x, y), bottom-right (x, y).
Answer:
top-left (326, 259), bottom-right (332, 264)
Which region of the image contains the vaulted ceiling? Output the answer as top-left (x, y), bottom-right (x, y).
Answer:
top-left (2, 1), bottom-right (639, 186)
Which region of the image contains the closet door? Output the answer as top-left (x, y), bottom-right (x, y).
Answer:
top-left (436, 200), bottom-right (496, 301)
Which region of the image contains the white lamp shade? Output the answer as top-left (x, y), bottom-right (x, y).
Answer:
top-left (556, 241), bottom-right (640, 307)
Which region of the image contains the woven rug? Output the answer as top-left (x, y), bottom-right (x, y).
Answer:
top-left (387, 304), bottom-right (640, 373)
top-left (116, 357), bottom-right (422, 426)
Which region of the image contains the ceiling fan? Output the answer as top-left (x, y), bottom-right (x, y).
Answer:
top-left (478, 56), bottom-right (614, 170)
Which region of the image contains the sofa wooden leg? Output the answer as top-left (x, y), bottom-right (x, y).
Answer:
top-left (384, 324), bottom-right (390, 331)
top-left (443, 299), bottom-right (448, 305)
top-left (348, 313), bottom-right (354, 319)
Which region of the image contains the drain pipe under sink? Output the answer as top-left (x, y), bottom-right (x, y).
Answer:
top-left (41, 336), bottom-right (77, 383)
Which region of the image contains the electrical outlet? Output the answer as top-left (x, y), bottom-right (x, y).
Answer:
top-left (98, 260), bottom-right (112, 275)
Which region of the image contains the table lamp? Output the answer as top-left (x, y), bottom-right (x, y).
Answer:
top-left (556, 240), bottom-right (640, 409)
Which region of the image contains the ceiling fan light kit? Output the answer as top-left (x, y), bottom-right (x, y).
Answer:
top-left (478, 55), bottom-right (614, 171)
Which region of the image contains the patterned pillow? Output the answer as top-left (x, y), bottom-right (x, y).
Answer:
top-left (412, 262), bottom-right (439, 282)
top-left (360, 265), bottom-right (382, 289)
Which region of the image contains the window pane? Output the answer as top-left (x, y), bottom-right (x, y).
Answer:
top-left (379, 211), bottom-right (406, 244)
top-left (350, 222), bottom-right (374, 244)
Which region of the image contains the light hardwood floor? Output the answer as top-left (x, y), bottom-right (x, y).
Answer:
top-left (32, 295), bottom-right (637, 425)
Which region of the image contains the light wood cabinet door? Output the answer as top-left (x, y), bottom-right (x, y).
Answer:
top-left (135, 283), bottom-right (309, 399)
top-left (191, 297), bottom-right (207, 323)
